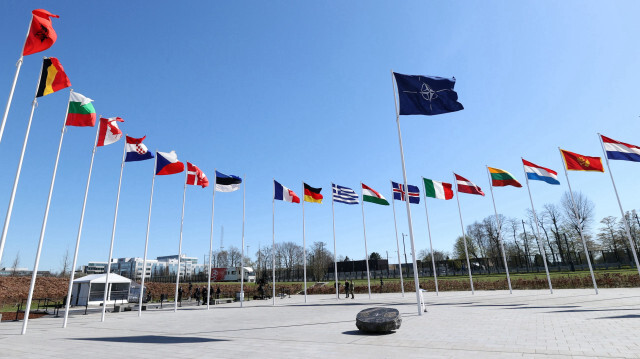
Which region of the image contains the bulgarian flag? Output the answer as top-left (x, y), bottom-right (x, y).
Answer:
top-left (423, 178), bottom-right (453, 200)
top-left (488, 167), bottom-right (522, 187)
top-left (362, 183), bottom-right (389, 205)
top-left (66, 92), bottom-right (96, 127)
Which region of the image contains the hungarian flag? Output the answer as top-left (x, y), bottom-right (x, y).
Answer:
top-left (488, 167), bottom-right (522, 188)
top-left (36, 57), bottom-right (70, 97)
top-left (97, 117), bottom-right (124, 147)
top-left (303, 183), bottom-right (323, 203)
top-left (454, 173), bottom-right (485, 196)
top-left (560, 149), bottom-right (604, 172)
top-left (423, 178), bottom-right (454, 200)
top-left (274, 180), bottom-right (300, 203)
top-left (66, 92), bottom-right (96, 127)
top-left (23, 9), bottom-right (59, 56)
top-left (125, 136), bottom-right (153, 162)
top-left (362, 183), bottom-right (389, 205)
top-left (156, 151), bottom-right (185, 175)
top-left (187, 162), bottom-right (209, 188)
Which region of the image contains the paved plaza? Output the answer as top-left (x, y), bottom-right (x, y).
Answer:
top-left (0, 288), bottom-right (639, 358)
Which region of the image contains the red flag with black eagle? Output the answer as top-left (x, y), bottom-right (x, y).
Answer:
top-left (23, 9), bottom-right (59, 56)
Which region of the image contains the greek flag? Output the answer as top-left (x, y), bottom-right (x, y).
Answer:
top-left (332, 184), bottom-right (359, 205)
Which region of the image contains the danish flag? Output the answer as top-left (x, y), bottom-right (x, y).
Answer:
top-left (187, 162), bottom-right (209, 188)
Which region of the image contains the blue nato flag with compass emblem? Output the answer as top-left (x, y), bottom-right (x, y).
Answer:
top-left (393, 72), bottom-right (464, 116)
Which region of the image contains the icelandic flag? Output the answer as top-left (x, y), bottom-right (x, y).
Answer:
top-left (522, 159), bottom-right (560, 185)
top-left (125, 136), bottom-right (154, 162)
top-left (601, 135), bottom-right (640, 162)
top-left (391, 181), bottom-right (420, 204)
top-left (274, 180), bottom-right (300, 203)
top-left (215, 171), bottom-right (242, 192)
top-left (156, 150), bottom-right (184, 175)
top-left (393, 72), bottom-right (463, 116)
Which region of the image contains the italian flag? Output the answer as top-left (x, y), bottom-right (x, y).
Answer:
top-left (423, 178), bottom-right (454, 200)
top-left (66, 92), bottom-right (96, 127)
top-left (362, 183), bottom-right (389, 205)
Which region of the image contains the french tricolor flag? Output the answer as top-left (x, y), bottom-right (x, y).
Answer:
top-left (601, 135), bottom-right (640, 163)
top-left (522, 159), bottom-right (560, 185)
top-left (274, 180), bottom-right (300, 203)
top-left (125, 136), bottom-right (154, 162)
top-left (156, 150), bottom-right (185, 176)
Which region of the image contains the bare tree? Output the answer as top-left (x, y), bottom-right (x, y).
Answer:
top-left (11, 251), bottom-right (20, 276)
top-left (544, 203), bottom-right (567, 263)
top-left (561, 191), bottom-right (595, 240)
top-left (598, 216), bottom-right (622, 263)
top-left (228, 246), bottom-right (241, 267)
top-left (59, 248), bottom-right (71, 277)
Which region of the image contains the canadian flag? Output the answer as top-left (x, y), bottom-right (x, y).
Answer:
top-left (97, 117), bottom-right (124, 147)
top-left (187, 162), bottom-right (209, 188)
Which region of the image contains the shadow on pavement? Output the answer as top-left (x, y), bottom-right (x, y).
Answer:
top-left (71, 335), bottom-right (228, 344)
top-left (595, 314), bottom-right (640, 319)
top-left (342, 330), bottom-right (395, 336)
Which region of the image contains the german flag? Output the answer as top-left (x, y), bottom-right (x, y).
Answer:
top-left (303, 183), bottom-right (323, 203)
top-left (36, 57), bottom-right (71, 98)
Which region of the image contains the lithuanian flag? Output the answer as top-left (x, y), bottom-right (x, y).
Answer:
top-left (488, 167), bottom-right (522, 188)
top-left (303, 183), bottom-right (323, 203)
top-left (36, 57), bottom-right (71, 98)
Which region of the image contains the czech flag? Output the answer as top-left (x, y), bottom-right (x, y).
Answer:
top-left (156, 150), bottom-right (184, 175)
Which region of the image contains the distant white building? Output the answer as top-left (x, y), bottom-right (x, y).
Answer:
top-left (82, 254), bottom-right (205, 279)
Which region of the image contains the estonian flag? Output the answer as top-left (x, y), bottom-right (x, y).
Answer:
top-left (215, 171), bottom-right (242, 192)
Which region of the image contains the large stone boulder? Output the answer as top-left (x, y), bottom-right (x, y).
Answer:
top-left (356, 307), bottom-right (401, 333)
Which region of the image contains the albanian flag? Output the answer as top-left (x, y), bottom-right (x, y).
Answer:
top-left (23, 9), bottom-right (59, 56)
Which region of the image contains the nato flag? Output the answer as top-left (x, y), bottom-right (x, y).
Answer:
top-left (393, 72), bottom-right (463, 116)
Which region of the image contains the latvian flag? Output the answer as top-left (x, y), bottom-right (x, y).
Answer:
top-left (125, 136), bottom-right (153, 162)
top-left (522, 159), bottom-right (559, 185)
top-left (454, 173), bottom-right (485, 196)
top-left (156, 150), bottom-right (185, 175)
top-left (274, 180), bottom-right (300, 203)
top-left (423, 178), bottom-right (454, 200)
top-left (187, 162), bottom-right (209, 188)
top-left (601, 135), bottom-right (640, 163)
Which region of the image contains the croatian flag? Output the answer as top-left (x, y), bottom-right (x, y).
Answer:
top-left (522, 159), bottom-right (560, 185)
top-left (125, 136), bottom-right (154, 162)
top-left (274, 180), bottom-right (300, 203)
top-left (156, 150), bottom-right (184, 175)
top-left (601, 135), bottom-right (640, 163)
top-left (391, 181), bottom-right (420, 204)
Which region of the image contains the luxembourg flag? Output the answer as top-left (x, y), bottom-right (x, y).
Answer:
top-left (522, 159), bottom-right (560, 185)
top-left (274, 180), bottom-right (300, 203)
top-left (125, 136), bottom-right (154, 162)
top-left (601, 135), bottom-right (640, 162)
top-left (156, 150), bottom-right (185, 175)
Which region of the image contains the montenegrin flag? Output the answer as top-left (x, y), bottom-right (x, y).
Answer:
top-left (423, 178), bottom-right (454, 200)
top-left (362, 183), bottom-right (389, 205)
top-left (23, 9), bottom-right (59, 56)
top-left (156, 151), bottom-right (185, 175)
top-left (488, 167), bottom-right (522, 188)
top-left (274, 180), bottom-right (300, 203)
top-left (303, 183), bottom-right (323, 203)
top-left (66, 92), bottom-right (96, 127)
top-left (454, 173), bottom-right (485, 196)
top-left (36, 57), bottom-right (70, 97)
top-left (522, 159), bottom-right (559, 185)
top-left (125, 136), bottom-right (153, 162)
top-left (601, 135), bottom-right (640, 163)
top-left (97, 117), bottom-right (124, 147)
top-left (560, 149), bottom-right (604, 172)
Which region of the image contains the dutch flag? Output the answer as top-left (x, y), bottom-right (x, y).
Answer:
top-left (522, 159), bottom-right (560, 185)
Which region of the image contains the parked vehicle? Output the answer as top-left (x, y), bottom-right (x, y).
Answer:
top-left (211, 267), bottom-right (256, 282)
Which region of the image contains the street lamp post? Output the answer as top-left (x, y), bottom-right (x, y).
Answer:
top-left (402, 233), bottom-right (409, 278)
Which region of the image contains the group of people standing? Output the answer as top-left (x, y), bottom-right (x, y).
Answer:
top-left (343, 280), bottom-right (355, 299)
top-left (177, 283), bottom-right (223, 306)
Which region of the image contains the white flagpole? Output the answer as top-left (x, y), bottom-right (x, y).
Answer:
top-left (240, 174), bottom-right (245, 308)
top-left (331, 184), bottom-right (339, 300)
top-left (272, 179), bottom-right (276, 306)
top-left (137, 155), bottom-right (157, 317)
top-left (0, 58), bottom-right (44, 265)
top-left (207, 170), bottom-right (217, 310)
top-left (485, 166), bottom-right (513, 294)
top-left (521, 159), bottom-right (553, 294)
top-left (391, 70), bottom-right (422, 315)
top-left (390, 181), bottom-right (405, 297)
top-left (173, 168), bottom-right (189, 312)
top-left (421, 178), bottom-right (439, 295)
top-left (63, 120), bottom-right (100, 328)
top-left (100, 136), bottom-right (128, 322)
top-left (301, 182), bottom-right (308, 303)
top-left (559, 148), bottom-right (598, 294)
top-left (598, 135), bottom-right (640, 277)
top-left (22, 89), bottom-right (72, 335)
top-left (0, 15), bottom-right (33, 144)
top-left (453, 173), bottom-right (474, 294)
top-left (360, 183), bottom-right (372, 299)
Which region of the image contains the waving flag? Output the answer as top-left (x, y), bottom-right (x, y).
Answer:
top-left (362, 183), bottom-right (388, 205)
top-left (215, 171), bottom-right (242, 192)
top-left (560, 149), bottom-right (604, 172)
top-left (303, 183), bottom-right (323, 204)
top-left (187, 162), bottom-right (209, 188)
top-left (156, 151), bottom-right (184, 175)
top-left (23, 9), bottom-right (59, 56)
top-left (97, 117), bottom-right (124, 147)
top-left (454, 174), bottom-right (485, 196)
top-left (274, 180), bottom-right (300, 203)
top-left (391, 181), bottom-right (420, 204)
top-left (423, 178), bottom-right (454, 200)
top-left (522, 159), bottom-right (559, 185)
top-left (488, 167), bottom-right (522, 188)
top-left (332, 184), bottom-right (359, 205)
top-left (66, 92), bottom-right (96, 127)
top-left (601, 135), bottom-right (640, 163)
top-left (36, 57), bottom-right (70, 97)
top-left (393, 72), bottom-right (463, 116)
top-left (125, 136), bottom-right (153, 162)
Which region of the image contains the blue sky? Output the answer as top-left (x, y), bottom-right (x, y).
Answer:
top-left (0, 1), bottom-right (639, 272)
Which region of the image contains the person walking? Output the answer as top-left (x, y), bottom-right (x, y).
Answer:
top-left (344, 280), bottom-right (350, 298)
top-left (350, 280), bottom-right (354, 299)
top-left (380, 278), bottom-right (384, 293)
top-left (178, 286), bottom-right (183, 307)
top-left (194, 287), bottom-right (201, 305)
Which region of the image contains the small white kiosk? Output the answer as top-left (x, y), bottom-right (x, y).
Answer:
top-left (71, 273), bottom-right (132, 306)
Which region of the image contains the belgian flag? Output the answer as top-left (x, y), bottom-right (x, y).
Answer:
top-left (36, 57), bottom-right (71, 97)
top-left (303, 183), bottom-right (323, 203)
